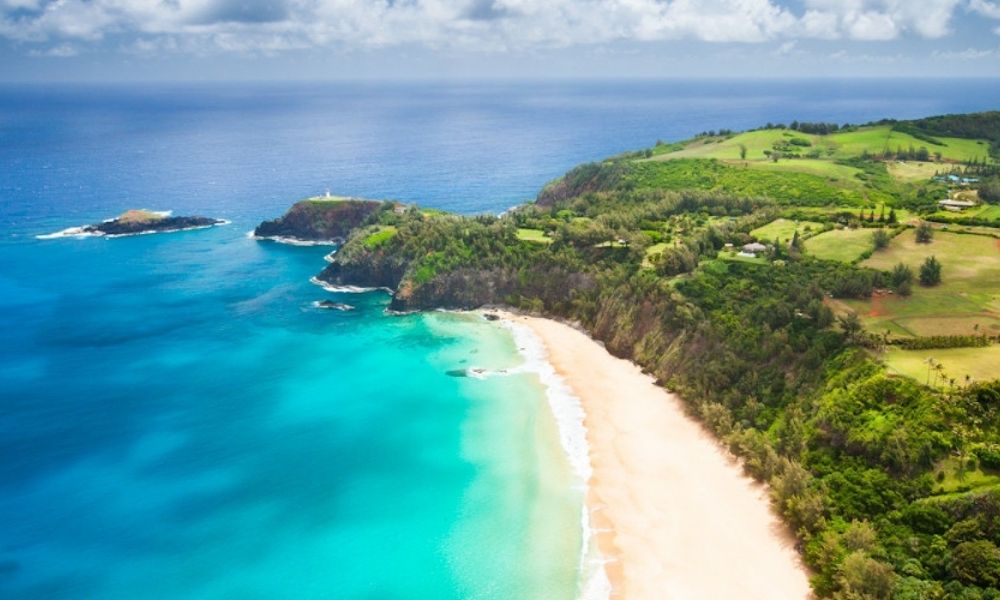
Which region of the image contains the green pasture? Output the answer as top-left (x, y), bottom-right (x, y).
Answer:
top-left (840, 230), bottom-right (1000, 337)
top-left (516, 228), bottom-right (553, 244)
top-left (654, 125), bottom-right (990, 164)
top-left (885, 345), bottom-right (1000, 388)
top-left (750, 218), bottom-right (825, 243)
top-left (803, 227), bottom-right (881, 262)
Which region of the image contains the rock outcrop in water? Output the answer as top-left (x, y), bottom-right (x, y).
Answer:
top-left (253, 196), bottom-right (389, 244)
top-left (38, 209), bottom-right (225, 238)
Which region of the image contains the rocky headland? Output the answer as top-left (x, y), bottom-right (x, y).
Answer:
top-left (252, 196), bottom-right (392, 244)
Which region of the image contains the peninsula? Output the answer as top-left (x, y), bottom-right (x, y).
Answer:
top-left (252, 195), bottom-right (392, 245)
top-left (264, 111), bottom-right (1000, 599)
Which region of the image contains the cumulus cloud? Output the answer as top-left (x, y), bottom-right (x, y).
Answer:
top-left (970, 0), bottom-right (1000, 18)
top-left (0, 0), bottom-right (988, 55)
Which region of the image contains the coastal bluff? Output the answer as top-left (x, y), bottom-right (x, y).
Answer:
top-left (253, 196), bottom-right (390, 244)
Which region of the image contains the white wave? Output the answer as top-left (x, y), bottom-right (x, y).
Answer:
top-left (497, 317), bottom-right (611, 600)
top-left (249, 232), bottom-right (339, 246)
top-left (310, 301), bottom-right (355, 311)
top-left (35, 226), bottom-right (102, 240)
top-left (38, 218), bottom-right (227, 240)
top-left (323, 249), bottom-right (338, 263)
top-left (309, 276), bottom-right (392, 294)
top-left (104, 222), bottom-right (226, 238)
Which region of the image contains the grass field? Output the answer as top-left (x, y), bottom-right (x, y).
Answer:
top-left (835, 230), bottom-right (1000, 338)
top-left (886, 161), bottom-right (938, 182)
top-left (744, 158), bottom-right (864, 180)
top-left (628, 159), bottom-right (884, 207)
top-left (362, 226), bottom-right (397, 248)
top-left (885, 345), bottom-right (1000, 387)
top-left (655, 125), bottom-right (991, 163)
top-left (642, 242), bottom-right (670, 268)
top-left (803, 227), bottom-right (881, 262)
top-left (929, 456), bottom-right (1000, 498)
top-left (781, 205), bottom-right (918, 224)
top-left (750, 218), bottom-right (825, 243)
top-left (516, 228), bottom-right (552, 244)
top-left (862, 230), bottom-right (1000, 285)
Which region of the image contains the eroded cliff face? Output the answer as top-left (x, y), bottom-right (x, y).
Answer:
top-left (254, 199), bottom-right (386, 242)
top-left (316, 251), bottom-right (409, 291)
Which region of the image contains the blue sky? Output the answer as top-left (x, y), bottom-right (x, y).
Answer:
top-left (2, 0), bottom-right (1000, 81)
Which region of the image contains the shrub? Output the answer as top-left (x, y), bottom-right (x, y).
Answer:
top-left (872, 229), bottom-right (891, 250)
top-left (915, 222), bottom-right (934, 243)
top-left (919, 256), bottom-right (942, 286)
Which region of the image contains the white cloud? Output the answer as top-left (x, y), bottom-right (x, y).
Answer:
top-left (932, 46), bottom-right (1000, 58)
top-left (0, 0), bottom-right (983, 55)
top-left (28, 41), bottom-right (77, 56)
top-left (802, 0), bottom-right (963, 40)
top-left (970, 0), bottom-right (1000, 18)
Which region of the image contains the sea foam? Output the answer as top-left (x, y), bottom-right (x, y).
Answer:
top-left (309, 276), bottom-right (392, 294)
top-left (497, 317), bottom-right (612, 600)
top-left (247, 231), bottom-right (339, 246)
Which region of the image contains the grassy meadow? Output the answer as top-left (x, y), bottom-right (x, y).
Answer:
top-left (803, 227), bottom-right (883, 262)
top-left (751, 218), bottom-right (825, 243)
top-left (654, 125), bottom-right (991, 164)
top-left (516, 228), bottom-right (553, 244)
top-left (834, 229), bottom-right (1000, 338)
top-left (885, 345), bottom-right (1000, 387)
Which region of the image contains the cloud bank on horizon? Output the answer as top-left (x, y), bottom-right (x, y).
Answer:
top-left (2, 0), bottom-right (1000, 76)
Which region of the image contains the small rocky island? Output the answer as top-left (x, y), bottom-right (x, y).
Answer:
top-left (39, 209), bottom-right (225, 239)
top-left (253, 195), bottom-right (395, 245)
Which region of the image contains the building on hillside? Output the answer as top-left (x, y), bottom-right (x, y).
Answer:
top-left (741, 242), bottom-right (767, 257)
top-left (938, 199), bottom-right (977, 212)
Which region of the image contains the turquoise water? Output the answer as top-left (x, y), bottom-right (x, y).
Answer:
top-left (0, 225), bottom-right (582, 598)
top-left (3, 80), bottom-right (1000, 598)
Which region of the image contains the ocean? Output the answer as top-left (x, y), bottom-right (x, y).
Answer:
top-left (1, 79), bottom-right (999, 599)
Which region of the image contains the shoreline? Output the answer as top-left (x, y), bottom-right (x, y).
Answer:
top-left (496, 310), bottom-right (811, 600)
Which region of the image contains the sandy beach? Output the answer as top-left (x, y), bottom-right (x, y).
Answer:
top-left (503, 312), bottom-right (812, 600)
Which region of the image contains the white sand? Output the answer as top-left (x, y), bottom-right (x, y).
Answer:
top-left (503, 312), bottom-right (812, 600)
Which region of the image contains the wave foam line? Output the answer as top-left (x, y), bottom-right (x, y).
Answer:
top-left (498, 317), bottom-right (612, 600)
top-left (309, 276), bottom-right (392, 294)
top-left (247, 232), bottom-right (339, 246)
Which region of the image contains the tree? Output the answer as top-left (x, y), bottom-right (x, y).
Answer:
top-left (979, 176), bottom-right (1000, 204)
top-left (890, 263), bottom-right (913, 288)
top-left (949, 540), bottom-right (1000, 587)
top-left (791, 230), bottom-right (805, 254)
top-left (887, 209), bottom-right (898, 224)
top-left (919, 255), bottom-right (942, 286)
top-left (872, 229), bottom-right (890, 250)
top-left (739, 143), bottom-right (748, 160)
top-left (839, 311), bottom-right (863, 342)
top-left (837, 552), bottom-right (896, 600)
top-left (915, 222), bottom-right (933, 244)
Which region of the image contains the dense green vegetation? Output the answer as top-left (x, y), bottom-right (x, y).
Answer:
top-left (313, 111), bottom-right (1000, 599)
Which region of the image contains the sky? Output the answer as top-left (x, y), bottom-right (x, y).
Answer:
top-left (2, 0), bottom-right (1000, 81)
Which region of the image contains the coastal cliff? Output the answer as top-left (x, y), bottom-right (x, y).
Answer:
top-left (272, 110), bottom-right (1000, 599)
top-left (253, 197), bottom-right (389, 243)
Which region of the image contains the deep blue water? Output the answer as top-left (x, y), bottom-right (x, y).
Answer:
top-left (1, 79), bottom-right (999, 599)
